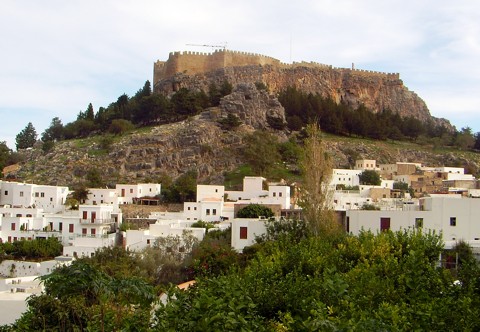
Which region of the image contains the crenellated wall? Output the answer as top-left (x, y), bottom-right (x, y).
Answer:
top-left (153, 50), bottom-right (399, 86)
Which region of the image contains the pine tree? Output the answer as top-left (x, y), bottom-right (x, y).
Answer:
top-left (15, 122), bottom-right (37, 150)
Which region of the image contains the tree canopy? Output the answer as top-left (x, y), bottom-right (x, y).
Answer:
top-left (15, 122), bottom-right (37, 150)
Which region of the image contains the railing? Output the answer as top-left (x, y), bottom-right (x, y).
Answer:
top-left (79, 218), bottom-right (114, 225)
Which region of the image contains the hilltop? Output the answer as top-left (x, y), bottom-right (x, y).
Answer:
top-left (6, 51), bottom-right (478, 186)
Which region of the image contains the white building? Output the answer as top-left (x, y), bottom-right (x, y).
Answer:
top-left (346, 196), bottom-right (480, 244)
top-left (231, 218), bottom-right (268, 252)
top-left (86, 188), bottom-right (118, 205)
top-left (226, 177), bottom-right (291, 210)
top-left (125, 220), bottom-right (207, 252)
top-left (0, 181), bottom-right (68, 213)
top-left (116, 183), bottom-right (161, 204)
top-left (330, 169), bottom-right (362, 188)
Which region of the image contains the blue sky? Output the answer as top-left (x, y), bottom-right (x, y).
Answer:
top-left (1, 0), bottom-right (479, 149)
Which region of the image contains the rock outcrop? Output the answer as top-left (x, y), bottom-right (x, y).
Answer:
top-left (155, 59), bottom-right (450, 128)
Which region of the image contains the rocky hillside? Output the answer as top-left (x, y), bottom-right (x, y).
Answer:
top-left (9, 82), bottom-right (480, 187)
top-left (155, 64), bottom-right (450, 128)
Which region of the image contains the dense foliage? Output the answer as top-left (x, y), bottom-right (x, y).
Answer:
top-left (0, 237), bottom-right (62, 261)
top-left (358, 169), bottom-right (382, 185)
top-left (155, 229), bottom-right (480, 331)
top-left (278, 86), bottom-right (480, 151)
top-left (236, 204), bottom-right (274, 218)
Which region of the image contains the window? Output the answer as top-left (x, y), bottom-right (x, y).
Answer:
top-left (213, 209), bottom-right (217, 215)
top-left (82, 211), bottom-right (88, 220)
top-left (279, 192), bottom-right (282, 197)
top-left (50, 197), bottom-right (53, 202)
top-left (4, 191), bottom-right (8, 195)
top-left (130, 189), bottom-right (133, 194)
top-left (91, 212), bottom-right (96, 223)
top-left (147, 239), bottom-right (151, 245)
top-left (450, 217), bottom-right (456, 226)
top-left (273, 192), bottom-right (276, 197)
top-left (19, 191), bottom-right (23, 197)
top-left (69, 224), bottom-right (74, 233)
top-left (188, 207), bottom-right (191, 210)
top-left (215, 189), bottom-right (218, 193)
top-left (194, 207), bottom-right (197, 211)
top-left (59, 222), bottom-right (63, 231)
top-left (380, 218), bottom-right (390, 231)
top-left (35, 192), bottom-right (39, 197)
top-left (415, 218), bottom-right (423, 228)
top-left (82, 228), bottom-right (87, 235)
top-left (91, 229), bottom-right (96, 235)
top-left (41, 192), bottom-right (45, 197)
top-left (240, 226), bottom-right (248, 239)
top-left (11, 223), bottom-right (15, 231)
top-left (206, 209), bottom-right (210, 215)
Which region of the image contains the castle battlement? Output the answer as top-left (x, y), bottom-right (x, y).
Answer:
top-left (154, 50), bottom-right (400, 85)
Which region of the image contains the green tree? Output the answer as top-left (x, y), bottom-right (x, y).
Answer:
top-left (86, 103), bottom-right (95, 121)
top-left (108, 119), bottom-right (134, 135)
top-left (298, 123), bottom-right (338, 236)
top-left (41, 117), bottom-right (64, 142)
top-left (242, 131), bottom-right (280, 175)
top-left (86, 168), bottom-right (104, 188)
top-left (0, 141), bottom-right (12, 177)
top-left (358, 170), bottom-right (381, 185)
top-left (454, 127), bottom-right (475, 150)
top-left (237, 204), bottom-right (274, 218)
top-left (218, 113), bottom-right (242, 130)
top-left (15, 122), bottom-right (37, 150)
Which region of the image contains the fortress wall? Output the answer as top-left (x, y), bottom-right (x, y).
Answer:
top-left (153, 50), bottom-right (400, 84)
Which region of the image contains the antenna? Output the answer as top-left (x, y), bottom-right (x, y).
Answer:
top-left (186, 43), bottom-right (228, 51)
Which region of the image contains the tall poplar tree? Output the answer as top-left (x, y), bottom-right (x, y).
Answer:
top-left (298, 123), bottom-right (339, 236)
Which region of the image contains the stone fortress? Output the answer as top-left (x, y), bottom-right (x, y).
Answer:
top-left (153, 49), bottom-right (448, 126)
top-left (153, 49), bottom-right (400, 87)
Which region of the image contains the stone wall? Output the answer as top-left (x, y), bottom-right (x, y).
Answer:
top-left (153, 50), bottom-right (399, 87)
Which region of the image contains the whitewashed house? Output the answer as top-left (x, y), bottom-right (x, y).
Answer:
top-left (0, 181), bottom-right (68, 213)
top-left (231, 218), bottom-right (268, 252)
top-left (346, 196), bottom-right (480, 244)
top-left (116, 183), bottom-right (161, 204)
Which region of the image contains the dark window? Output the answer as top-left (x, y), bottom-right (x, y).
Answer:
top-left (69, 224), bottom-right (74, 233)
top-left (450, 217), bottom-right (456, 226)
top-left (240, 226), bottom-right (248, 239)
top-left (82, 211), bottom-right (88, 219)
top-left (91, 228), bottom-right (96, 235)
top-left (415, 218), bottom-right (423, 228)
top-left (11, 223), bottom-right (15, 231)
top-left (380, 218), bottom-right (390, 231)
top-left (59, 222), bottom-right (63, 231)
top-left (206, 209), bottom-right (210, 215)
top-left (213, 209), bottom-right (217, 215)
top-left (82, 228), bottom-right (87, 235)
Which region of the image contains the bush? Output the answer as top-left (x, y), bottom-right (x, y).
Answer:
top-left (237, 204), bottom-right (274, 218)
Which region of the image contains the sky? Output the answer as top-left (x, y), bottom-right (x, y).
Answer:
top-left (1, 0), bottom-right (479, 149)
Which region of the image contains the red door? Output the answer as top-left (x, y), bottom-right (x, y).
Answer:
top-left (380, 218), bottom-right (390, 231)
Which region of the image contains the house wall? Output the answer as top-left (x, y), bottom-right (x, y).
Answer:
top-left (231, 218), bottom-right (267, 251)
top-left (196, 185), bottom-right (224, 202)
top-left (346, 197), bottom-right (480, 242)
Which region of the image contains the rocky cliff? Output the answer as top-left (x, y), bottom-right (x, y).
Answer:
top-left (155, 60), bottom-right (449, 127)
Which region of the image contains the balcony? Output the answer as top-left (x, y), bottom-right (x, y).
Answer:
top-left (79, 218), bottom-right (114, 225)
